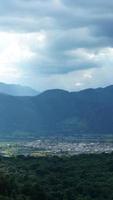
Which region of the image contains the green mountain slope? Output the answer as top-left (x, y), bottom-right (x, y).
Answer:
top-left (0, 86), bottom-right (113, 136)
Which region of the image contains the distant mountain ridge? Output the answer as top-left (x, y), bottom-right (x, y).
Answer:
top-left (0, 82), bottom-right (38, 96)
top-left (0, 85), bottom-right (113, 137)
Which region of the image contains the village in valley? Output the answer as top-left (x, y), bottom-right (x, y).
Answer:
top-left (0, 136), bottom-right (113, 157)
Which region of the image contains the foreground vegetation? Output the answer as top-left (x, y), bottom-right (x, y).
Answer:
top-left (0, 153), bottom-right (113, 199)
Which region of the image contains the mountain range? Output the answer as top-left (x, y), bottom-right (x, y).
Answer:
top-left (0, 82), bottom-right (38, 96)
top-left (0, 85), bottom-right (113, 137)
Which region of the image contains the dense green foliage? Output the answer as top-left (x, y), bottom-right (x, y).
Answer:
top-left (0, 153), bottom-right (113, 199)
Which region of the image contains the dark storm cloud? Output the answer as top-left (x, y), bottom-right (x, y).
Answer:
top-left (61, 0), bottom-right (113, 11)
top-left (0, 0), bottom-right (112, 33)
top-left (0, 0), bottom-right (113, 75)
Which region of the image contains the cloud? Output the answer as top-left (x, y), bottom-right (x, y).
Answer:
top-left (0, 0), bottom-right (112, 90)
top-left (22, 47), bottom-right (113, 91)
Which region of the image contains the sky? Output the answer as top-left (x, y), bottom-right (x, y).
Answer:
top-left (0, 0), bottom-right (113, 91)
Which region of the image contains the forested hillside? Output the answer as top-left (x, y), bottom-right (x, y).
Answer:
top-left (0, 153), bottom-right (113, 199)
top-left (0, 85), bottom-right (113, 136)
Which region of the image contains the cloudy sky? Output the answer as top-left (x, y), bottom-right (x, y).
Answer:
top-left (0, 0), bottom-right (113, 91)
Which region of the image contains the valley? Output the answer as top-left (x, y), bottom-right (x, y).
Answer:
top-left (0, 135), bottom-right (113, 157)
